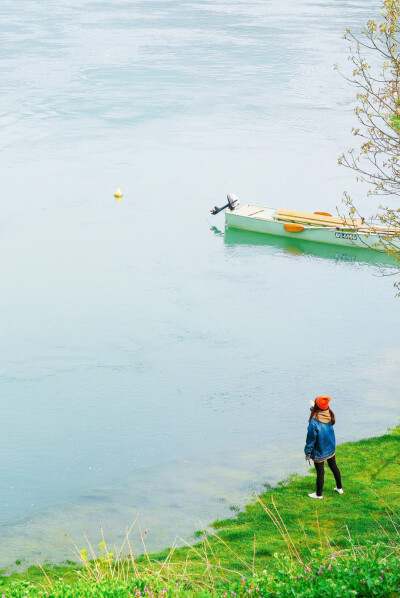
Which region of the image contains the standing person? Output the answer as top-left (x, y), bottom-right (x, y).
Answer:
top-left (304, 396), bottom-right (343, 499)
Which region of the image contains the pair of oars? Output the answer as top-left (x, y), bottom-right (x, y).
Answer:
top-left (281, 221), bottom-right (398, 235)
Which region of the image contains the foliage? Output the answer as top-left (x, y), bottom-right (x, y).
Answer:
top-left (254, 544), bottom-right (400, 597)
top-left (1, 544), bottom-right (400, 597)
top-left (337, 0), bottom-right (400, 270)
top-left (1, 577), bottom-right (210, 597)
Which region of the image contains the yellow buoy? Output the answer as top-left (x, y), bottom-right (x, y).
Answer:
top-left (114, 187), bottom-right (123, 199)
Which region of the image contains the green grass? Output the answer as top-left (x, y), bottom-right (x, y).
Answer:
top-left (0, 426), bottom-right (399, 596)
top-left (153, 426), bottom-right (400, 573)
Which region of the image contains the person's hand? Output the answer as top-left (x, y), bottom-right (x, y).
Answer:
top-left (306, 457), bottom-right (312, 466)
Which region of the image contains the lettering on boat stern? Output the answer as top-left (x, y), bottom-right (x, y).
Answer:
top-left (335, 232), bottom-right (358, 240)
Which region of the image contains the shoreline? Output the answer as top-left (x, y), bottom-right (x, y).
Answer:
top-left (1, 416), bottom-right (398, 571)
top-left (1, 424), bottom-right (399, 593)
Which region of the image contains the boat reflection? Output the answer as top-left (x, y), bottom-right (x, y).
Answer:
top-left (220, 227), bottom-right (399, 268)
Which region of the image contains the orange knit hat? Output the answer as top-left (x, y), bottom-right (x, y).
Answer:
top-left (316, 396), bottom-right (331, 410)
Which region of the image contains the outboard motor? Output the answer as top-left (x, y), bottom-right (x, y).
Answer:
top-left (210, 194), bottom-right (240, 215)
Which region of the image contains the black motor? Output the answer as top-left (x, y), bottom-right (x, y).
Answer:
top-left (210, 194), bottom-right (240, 215)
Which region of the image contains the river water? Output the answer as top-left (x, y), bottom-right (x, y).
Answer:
top-left (1, 0), bottom-right (399, 566)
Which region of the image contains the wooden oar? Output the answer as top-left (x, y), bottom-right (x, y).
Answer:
top-left (276, 214), bottom-right (363, 228)
top-left (282, 222), bottom-right (400, 236)
top-left (281, 220), bottom-right (397, 234)
top-left (277, 209), bottom-right (363, 227)
top-left (276, 217), bottom-right (357, 229)
top-left (253, 208), bottom-right (400, 235)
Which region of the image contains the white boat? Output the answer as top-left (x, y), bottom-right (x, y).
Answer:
top-left (222, 203), bottom-right (400, 252)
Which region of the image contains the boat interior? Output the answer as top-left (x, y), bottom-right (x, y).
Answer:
top-left (233, 205), bottom-right (399, 235)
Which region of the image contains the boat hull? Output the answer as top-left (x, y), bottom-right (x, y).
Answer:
top-left (225, 208), bottom-right (400, 252)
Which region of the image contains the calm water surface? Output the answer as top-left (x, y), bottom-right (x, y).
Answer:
top-left (0, 0), bottom-right (399, 565)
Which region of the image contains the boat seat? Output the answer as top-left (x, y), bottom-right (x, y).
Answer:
top-left (237, 205), bottom-right (266, 217)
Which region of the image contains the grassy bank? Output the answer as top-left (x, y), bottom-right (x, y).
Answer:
top-left (1, 426), bottom-right (399, 597)
top-left (173, 424), bottom-right (400, 569)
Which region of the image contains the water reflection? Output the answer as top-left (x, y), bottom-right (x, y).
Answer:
top-left (222, 227), bottom-right (399, 268)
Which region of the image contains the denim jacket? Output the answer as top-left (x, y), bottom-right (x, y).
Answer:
top-left (304, 418), bottom-right (336, 462)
